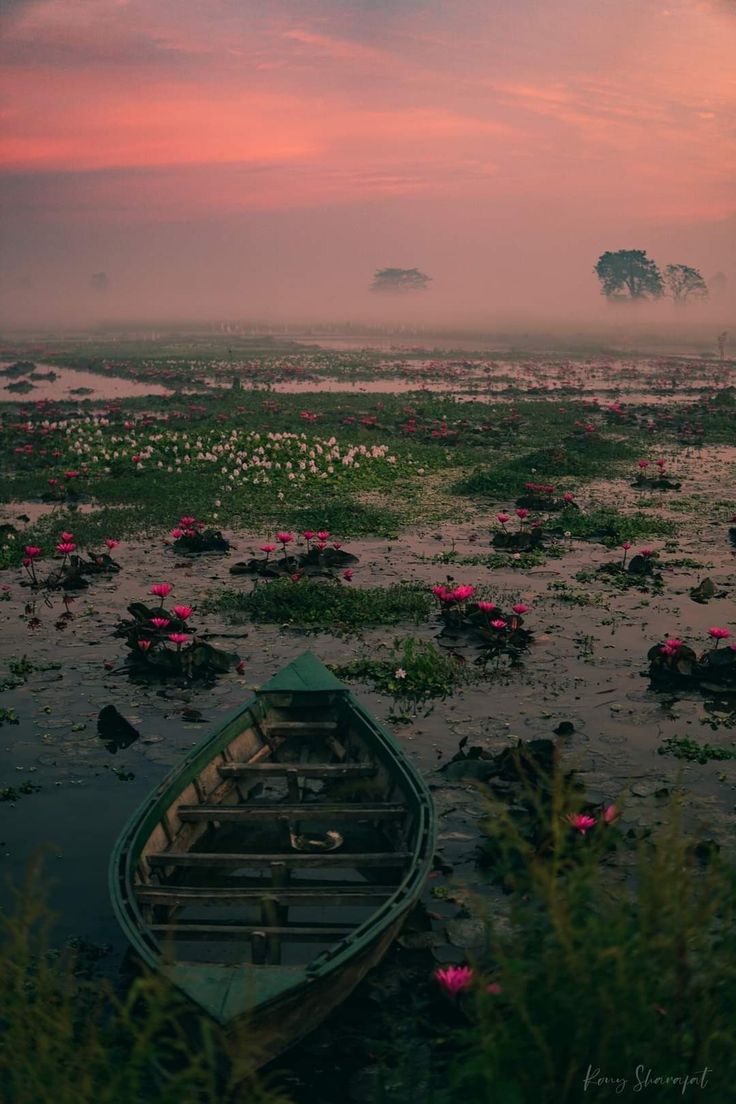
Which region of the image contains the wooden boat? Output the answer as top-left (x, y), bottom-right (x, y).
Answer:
top-left (109, 651), bottom-right (436, 1063)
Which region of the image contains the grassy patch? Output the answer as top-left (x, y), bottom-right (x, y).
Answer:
top-left (454, 432), bottom-right (641, 498)
top-left (658, 734), bottom-right (736, 763)
top-left (209, 579), bottom-right (433, 628)
top-left (332, 636), bottom-right (475, 704)
top-left (552, 505), bottom-right (676, 546)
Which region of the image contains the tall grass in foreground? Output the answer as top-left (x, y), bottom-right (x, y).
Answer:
top-left (0, 862), bottom-right (291, 1104)
top-left (452, 772), bottom-right (736, 1103)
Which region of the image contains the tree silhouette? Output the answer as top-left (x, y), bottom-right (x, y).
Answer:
top-left (594, 250), bottom-right (663, 301)
top-left (370, 268), bottom-right (432, 293)
top-left (664, 265), bottom-right (708, 303)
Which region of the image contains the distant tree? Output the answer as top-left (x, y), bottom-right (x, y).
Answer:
top-left (664, 264), bottom-right (708, 303)
top-left (370, 268), bottom-right (431, 293)
top-left (594, 250), bottom-right (664, 301)
top-left (90, 272), bottom-right (109, 292)
top-left (710, 271), bottom-right (728, 297)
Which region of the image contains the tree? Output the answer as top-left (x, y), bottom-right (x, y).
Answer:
top-left (594, 250), bottom-right (663, 301)
top-left (663, 264), bottom-right (708, 303)
top-left (710, 271), bottom-right (728, 297)
top-left (370, 268), bottom-right (431, 293)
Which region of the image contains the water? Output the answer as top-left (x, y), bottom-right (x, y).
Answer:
top-left (0, 362), bottom-right (172, 402)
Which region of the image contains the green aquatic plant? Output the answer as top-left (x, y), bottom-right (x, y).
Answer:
top-left (658, 735), bottom-right (736, 763)
top-left (333, 636), bottom-right (475, 705)
top-left (210, 578), bottom-right (433, 629)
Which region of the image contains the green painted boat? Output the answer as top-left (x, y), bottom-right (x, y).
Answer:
top-left (109, 651), bottom-right (436, 1064)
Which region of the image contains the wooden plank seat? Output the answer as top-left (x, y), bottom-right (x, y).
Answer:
top-left (151, 922), bottom-right (354, 941)
top-left (265, 722), bottom-right (339, 737)
top-left (176, 802), bottom-right (405, 823)
top-left (218, 762), bottom-right (376, 778)
top-left (148, 851), bottom-right (412, 869)
top-left (136, 885), bottom-right (398, 907)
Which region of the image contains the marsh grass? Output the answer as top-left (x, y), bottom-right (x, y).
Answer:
top-left (209, 578), bottom-right (433, 628)
top-left (454, 433), bottom-right (642, 498)
top-left (0, 862), bottom-right (291, 1104)
top-left (551, 506), bottom-right (676, 546)
top-left (451, 772), bottom-right (736, 1103)
top-left (333, 636), bottom-right (476, 705)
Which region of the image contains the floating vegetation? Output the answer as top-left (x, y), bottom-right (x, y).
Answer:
top-left (658, 735), bottom-right (736, 763)
top-left (211, 578), bottom-right (433, 628)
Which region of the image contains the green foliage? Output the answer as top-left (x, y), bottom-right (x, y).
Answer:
top-left (453, 785), bottom-right (736, 1102)
top-left (454, 434), bottom-right (640, 498)
top-left (658, 734), bottom-right (736, 763)
top-left (0, 863), bottom-right (291, 1104)
top-left (594, 249), bottom-right (664, 301)
top-left (370, 267), bottom-right (431, 293)
top-left (333, 636), bottom-right (474, 705)
top-left (210, 579), bottom-right (433, 628)
top-left (664, 264), bottom-right (708, 303)
top-left (553, 506), bottom-right (676, 546)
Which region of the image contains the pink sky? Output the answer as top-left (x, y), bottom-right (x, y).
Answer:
top-left (1, 0), bottom-right (735, 323)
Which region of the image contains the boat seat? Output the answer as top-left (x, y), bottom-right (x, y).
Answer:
top-left (135, 884), bottom-right (398, 906)
top-left (148, 850), bottom-right (412, 869)
top-left (218, 762), bottom-right (376, 778)
top-left (265, 721), bottom-right (339, 737)
top-left (150, 922), bottom-right (354, 941)
top-left (176, 802), bottom-right (405, 822)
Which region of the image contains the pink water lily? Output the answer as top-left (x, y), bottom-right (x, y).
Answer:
top-left (434, 965), bottom-right (474, 995)
top-left (660, 638), bottom-right (683, 657)
top-left (490, 619), bottom-right (507, 630)
top-left (516, 508), bottom-right (529, 520)
top-left (497, 513), bottom-right (510, 527)
top-left (56, 542), bottom-right (76, 555)
top-left (179, 516), bottom-right (197, 527)
top-left (476, 600), bottom-right (496, 612)
top-left (260, 544), bottom-right (277, 555)
top-left (563, 492), bottom-right (575, 503)
top-left (138, 639), bottom-right (152, 651)
top-left (708, 627), bottom-right (731, 644)
top-left (150, 617), bottom-right (170, 629)
top-left (168, 632), bottom-right (190, 646)
top-left (150, 582), bottom-right (173, 600)
top-left (512, 603), bottom-right (529, 615)
top-left (60, 531), bottom-right (74, 541)
top-left (452, 585), bottom-right (476, 601)
top-left (566, 813), bottom-right (597, 835)
top-left (317, 530), bottom-right (330, 540)
top-left (603, 804), bottom-right (619, 824)
top-left (343, 569), bottom-right (354, 581)
top-left (104, 538), bottom-right (119, 550)
top-left (24, 546), bottom-right (42, 559)
top-left (302, 530), bottom-right (315, 541)
top-left (173, 605), bottom-right (193, 620)
top-left (276, 531), bottom-right (294, 545)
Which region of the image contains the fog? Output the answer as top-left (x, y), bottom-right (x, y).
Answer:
top-left (1, 0), bottom-right (735, 339)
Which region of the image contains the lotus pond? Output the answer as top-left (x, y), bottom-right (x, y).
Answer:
top-left (2, 341), bottom-right (736, 1102)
